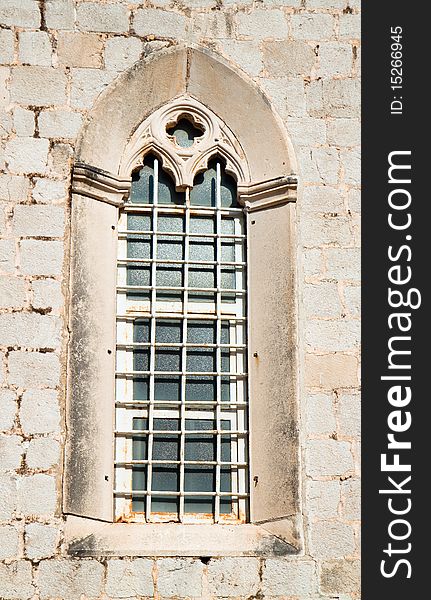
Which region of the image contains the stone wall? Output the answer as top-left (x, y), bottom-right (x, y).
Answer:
top-left (0, 1), bottom-right (360, 598)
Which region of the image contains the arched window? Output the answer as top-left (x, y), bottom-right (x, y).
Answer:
top-left (65, 47), bottom-right (300, 557)
top-left (115, 155), bottom-right (248, 523)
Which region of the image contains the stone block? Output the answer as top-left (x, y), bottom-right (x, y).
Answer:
top-left (263, 41), bottom-right (315, 76)
top-left (17, 474), bottom-right (57, 516)
top-left (219, 40), bottom-right (263, 76)
top-left (10, 66), bottom-right (67, 106)
top-left (0, 275), bottom-right (26, 308)
top-left (39, 110), bottom-right (83, 140)
top-left (305, 353), bottom-right (359, 389)
top-left (325, 247), bottom-right (360, 280)
top-left (158, 558), bottom-right (204, 597)
top-left (0, 434), bottom-right (22, 471)
top-left (301, 185), bottom-right (345, 213)
top-left (0, 313), bottom-right (61, 348)
top-left (192, 12), bottom-right (232, 39)
top-left (306, 319), bottom-right (360, 352)
top-left (0, 389), bottom-right (16, 431)
top-left (20, 389), bottom-right (61, 435)
top-left (260, 77), bottom-right (306, 119)
top-left (320, 559), bottom-right (361, 594)
top-left (5, 137), bottom-right (49, 174)
top-left (307, 0), bottom-right (346, 7)
top-left (47, 142), bottom-right (73, 177)
top-left (341, 147), bottom-right (360, 184)
top-left (323, 78), bottom-right (361, 117)
top-left (306, 439), bottom-right (354, 477)
top-left (303, 248), bottom-right (324, 278)
top-left (306, 479), bottom-right (340, 518)
top-left (327, 118), bottom-right (360, 147)
top-left (262, 560), bottom-right (317, 596)
top-left (319, 42), bottom-right (352, 76)
top-left (0, 0), bottom-right (40, 28)
top-left (299, 147), bottom-right (340, 185)
top-left (207, 557), bottom-right (260, 596)
top-left (306, 392), bottom-right (337, 435)
top-left (37, 559), bottom-right (104, 600)
top-left (343, 284), bottom-right (360, 315)
top-left (0, 473), bottom-right (16, 520)
top-left (12, 204), bottom-right (65, 237)
top-left (310, 520), bottom-right (356, 558)
top-left (0, 239), bottom-right (14, 273)
top-left (237, 9), bottom-right (288, 39)
top-left (341, 478), bottom-right (360, 521)
top-left (339, 14), bottom-right (361, 39)
top-left (20, 239), bottom-right (63, 276)
top-left (32, 178), bottom-right (68, 203)
top-left (45, 0), bottom-right (75, 30)
top-left (26, 437), bottom-right (61, 470)
top-left (291, 14), bottom-right (335, 40)
top-left (0, 561), bottom-right (34, 600)
top-left (104, 36), bottom-right (143, 72)
top-left (0, 29), bottom-right (14, 64)
top-left (0, 175), bottom-right (29, 202)
top-left (287, 117), bottom-right (326, 147)
top-left (303, 282), bottom-right (341, 318)
top-left (25, 523), bottom-right (58, 560)
top-left (57, 32), bottom-right (103, 68)
top-left (32, 279), bottom-right (63, 311)
top-left (19, 31), bottom-right (52, 66)
top-left (302, 214), bottom-right (352, 247)
top-left (77, 2), bottom-right (129, 33)
top-left (9, 352), bottom-right (61, 389)
top-left (0, 525), bottom-right (19, 560)
top-left (133, 9), bottom-right (187, 38)
top-left (13, 107), bottom-right (35, 137)
top-left (71, 68), bottom-right (117, 109)
top-left (337, 392), bottom-right (361, 437)
top-left (105, 558), bottom-right (154, 597)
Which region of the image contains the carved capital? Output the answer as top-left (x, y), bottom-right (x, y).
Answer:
top-left (238, 176), bottom-right (297, 212)
top-left (72, 163), bottom-right (131, 207)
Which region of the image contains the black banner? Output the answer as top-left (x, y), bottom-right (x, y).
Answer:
top-left (362, 2), bottom-right (428, 597)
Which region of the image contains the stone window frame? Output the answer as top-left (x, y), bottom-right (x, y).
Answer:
top-left (64, 46), bottom-right (301, 557)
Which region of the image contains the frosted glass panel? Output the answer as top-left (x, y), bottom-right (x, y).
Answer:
top-left (156, 320), bottom-right (182, 344)
top-left (187, 321), bottom-right (216, 345)
top-left (190, 165), bottom-right (216, 206)
top-left (189, 239), bottom-right (215, 261)
top-left (155, 376), bottom-right (181, 402)
top-left (190, 217), bottom-right (214, 234)
top-left (128, 214), bottom-right (151, 231)
top-left (187, 348), bottom-right (216, 372)
top-left (221, 170), bottom-right (238, 207)
top-left (129, 158), bottom-right (154, 204)
top-left (167, 118), bottom-right (203, 148)
top-left (157, 239), bottom-right (183, 260)
top-left (158, 215), bottom-right (183, 233)
top-left (155, 348), bottom-right (181, 372)
top-left (128, 238), bottom-right (151, 259)
top-left (185, 376), bottom-right (216, 401)
top-left (158, 167), bottom-right (184, 205)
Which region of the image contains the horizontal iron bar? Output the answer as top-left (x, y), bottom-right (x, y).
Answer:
top-left (115, 371), bottom-right (248, 377)
top-left (119, 231), bottom-right (246, 239)
top-left (115, 429), bottom-right (248, 436)
top-left (115, 400), bottom-right (248, 407)
top-left (116, 342), bottom-right (247, 349)
top-left (118, 258), bottom-right (246, 267)
top-left (115, 460), bottom-right (247, 466)
top-left (117, 285), bottom-right (246, 293)
top-left (114, 490), bottom-right (249, 497)
top-left (116, 314), bottom-right (246, 321)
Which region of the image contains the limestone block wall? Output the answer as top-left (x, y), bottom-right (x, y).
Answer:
top-left (0, 1), bottom-right (360, 598)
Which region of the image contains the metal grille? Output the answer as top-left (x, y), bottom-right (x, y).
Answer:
top-left (115, 155), bottom-right (249, 523)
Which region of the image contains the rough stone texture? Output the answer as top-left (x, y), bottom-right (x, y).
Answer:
top-left (25, 523), bottom-right (59, 560)
top-left (37, 559), bottom-right (104, 600)
top-left (262, 560), bottom-right (317, 596)
top-left (19, 31), bottom-right (52, 67)
top-left (207, 557), bottom-right (260, 596)
top-left (0, 2), bottom-right (361, 598)
top-left (57, 32), bottom-right (103, 68)
top-left (158, 558), bottom-right (204, 597)
top-left (133, 9), bottom-right (187, 38)
top-left (17, 474), bottom-right (57, 517)
top-left (105, 559), bottom-right (154, 597)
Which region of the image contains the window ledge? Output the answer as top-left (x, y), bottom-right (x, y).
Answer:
top-left (65, 515), bottom-right (301, 558)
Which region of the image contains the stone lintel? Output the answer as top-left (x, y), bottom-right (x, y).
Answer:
top-left (72, 162), bottom-right (131, 207)
top-left (238, 176), bottom-right (297, 212)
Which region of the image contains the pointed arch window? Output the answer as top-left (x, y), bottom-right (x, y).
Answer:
top-left (115, 154), bottom-right (248, 523)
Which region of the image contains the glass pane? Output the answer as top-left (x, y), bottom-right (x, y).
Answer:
top-left (134, 349), bottom-right (149, 372)
top-left (134, 377), bottom-right (149, 401)
top-left (156, 320), bottom-right (182, 344)
top-left (158, 167), bottom-right (184, 205)
top-left (221, 217), bottom-right (235, 235)
top-left (188, 267), bottom-right (215, 302)
top-left (185, 419), bottom-right (215, 462)
top-left (167, 118), bottom-right (203, 148)
top-left (185, 376), bottom-right (216, 402)
top-left (190, 164), bottom-right (216, 207)
top-left (184, 465), bottom-right (214, 513)
top-left (132, 417), bottom-right (147, 512)
top-left (187, 321), bottom-right (216, 345)
top-left (155, 348), bottom-right (181, 372)
top-left (189, 238), bottom-right (215, 262)
top-left (127, 237), bottom-right (151, 259)
top-left (221, 241), bottom-right (235, 262)
top-left (220, 466), bottom-right (232, 514)
top-left (157, 239), bottom-right (183, 261)
top-left (190, 216), bottom-right (215, 234)
top-left (153, 418), bottom-right (180, 460)
top-left (127, 265), bottom-right (150, 301)
top-left (134, 320), bottom-right (150, 343)
top-left (156, 266), bottom-right (183, 301)
top-left (128, 214), bottom-right (151, 231)
top-left (220, 170), bottom-right (238, 208)
top-left (158, 215), bottom-right (183, 233)
top-left (129, 156), bottom-right (155, 204)
top-left (155, 376), bottom-right (181, 402)
top-left (187, 348), bottom-right (216, 373)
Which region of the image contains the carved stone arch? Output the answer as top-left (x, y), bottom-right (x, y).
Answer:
top-left (66, 44), bottom-right (302, 556)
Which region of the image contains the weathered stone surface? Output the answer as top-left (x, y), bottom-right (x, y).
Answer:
top-left (339, 14), bottom-right (361, 39)
top-left (0, 239), bottom-right (14, 273)
top-left (310, 521), bottom-right (356, 558)
top-left (260, 77), bottom-right (306, 119)
top-left (10, 67), bottom-right (67, 106)
top-left (327, 118), bottom-right (361, 147)
top-left (25, 523), bottom-right (59, 560)
top-left (158, 558), bottom-right (204, 597)
top-left (32, 177), bottom-right (68, 203)
top-left (303, 282), bottom-right (341, 318)
top-left (20, 389), bottom-right (61, 434)
top-left (208, 557), bottom-right (260, 596)
top-left (0, 29), bottom-right (14, 64)
top-left (0, 434), bottom-right (22, 471)
top-left (20, 239), bottom-right (63, 276)
top-left (17, 474), bottom-right (57, 516)
top-left (237, 9), bottom-right (288, 39)
top-left (19, 31), bottom-right (52, 66)
top-left (133, 9), bottom-right (187, 38)
top-left (343, 284), bottom-right (360, 315)
top-left (0, 174), bottom-right (29, 202)
top-left (39, 110), bottom-right (83, 140)
top-left (319, 42), bottom-right (352, 76)
top-left (320, 559), bottom-right (361, 594)
top-left (0, 473), bottom-right (16, 520)
top-left (306, 392), bottom-right (336, 434)
top-left (5, 137), bottom-right (49, 174)
top-left (325, 247), bottom-right (361, 280)
top-left (105, 558), bottom-right (154, 597)
top-left (26, 437), bottom-right (61, 470)
top-left (71, 68), bottom-right (117, 109)
top-left (262, 560), bottom-right (317, 596)
top-left (57, 32), bottom-right (103, 68)
top-left (323, 78), bottom-right (361, 117)
top-left (341, 478), bottom-right (360, 521)
top-left (291, 14), bottom-right (334, 40)
top-left (306, 439), bottom-right (354, 477)
top-left (306, 319), bottom-right (360, 352)
top-left (0, 0), bottom-right (40, 28)
top-left (77, 2), bottom-right (129, 33)
top-left (307, 479), bottom-right (340, 519)
top-left (9, 352), bottom-right (61, 389)
top-left (37, 559), bottom-right (104, 600)
top-left (12, 204), bottom-right (65, 237)
top-left (337, 392), bottom-right (361, 438)
top-left (0, 561), bottom-right (34, 600)
top-left (263, 41), bottom-right (315, 76)
top-left (0, 313), bottom-right (60, 348)
top-left (45, 0), bottom-right (75, 30)
top-left (0, 525), bottom-right (19, 560)
top-left (219, 40), bottom-right (263, 76)
top-left (13, 107), bottom-right (35, 137)
top-left (302, 214), bottom-right (352, 247)
top-left (0, 275), bottom-right (26, 308)
top-left (0, 389), bottom-right (16, 431)
top-left (105, 36), bottom-right (143, 72)
top-left (31, 279), bottom-right (63, 310)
